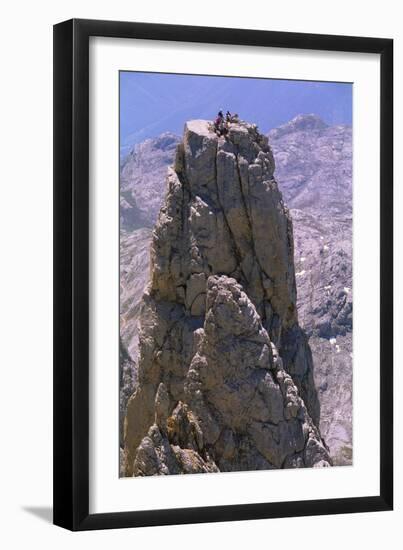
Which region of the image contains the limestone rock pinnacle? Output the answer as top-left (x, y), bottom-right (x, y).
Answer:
top-left (124, 119), bottom-right (330, 475)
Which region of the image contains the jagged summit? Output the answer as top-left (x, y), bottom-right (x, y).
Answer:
top-left (186, 117), bottom-right (269, 143)
top-left (270, 114), bottom-right (328, 139)
top-left (123, 118), bottom-right (331, 476)
top-left (185, 117), bottom-right (260, 134)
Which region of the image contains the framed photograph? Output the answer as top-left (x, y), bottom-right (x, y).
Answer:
top-left (53, 18), bottom-right (393, 530)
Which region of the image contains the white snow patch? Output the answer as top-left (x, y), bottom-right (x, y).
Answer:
top-left (343, 286), bottom-right (351, 294)
top-left (320, 236), bottom-right (324, 240)
top-left (296, 270), bottom-right (306, 277)
top-left (329, 338), bottom-right (337, 346)
top-left (335, 345), bottom-right (341, 353)
top-left (323, 244), bottom-right (329, 251)
top-left (324, 285), bottom-right (332, 291)
top-left (300, 257), bottom-right (306, 263)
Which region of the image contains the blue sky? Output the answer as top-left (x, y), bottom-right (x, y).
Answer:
top-left (120, 71), bottom-right (352, 153)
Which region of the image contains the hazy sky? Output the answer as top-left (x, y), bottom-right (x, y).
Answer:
top-left (120, 71), bottom-right (352, 152)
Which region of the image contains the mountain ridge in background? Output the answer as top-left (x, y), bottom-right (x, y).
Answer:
top-left (120, 73), bottom-right (352, 156)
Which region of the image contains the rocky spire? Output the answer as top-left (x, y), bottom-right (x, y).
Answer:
top-left (123, 119), bottom-right (330, 475)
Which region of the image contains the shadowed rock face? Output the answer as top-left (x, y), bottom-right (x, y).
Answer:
top-left (119, 340), bottom-right (136, 449)
top-left (123, 120), bottom-right (330, 476)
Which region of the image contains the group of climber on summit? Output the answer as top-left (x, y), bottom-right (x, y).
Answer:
top-left (213, 109), bottom-right (239, 137)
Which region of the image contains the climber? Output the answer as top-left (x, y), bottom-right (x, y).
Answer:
top-left (214, 110), bottom-right (229, 137)
top-left (214, 110), bottom-right (224, 134)
top-left (226, 110), bottom-right (232, 123)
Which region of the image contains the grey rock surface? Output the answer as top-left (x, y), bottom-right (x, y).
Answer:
top-left (123, 120), bottom-right (330, 476)
top-left (311, 334), bottom-right (352, 466)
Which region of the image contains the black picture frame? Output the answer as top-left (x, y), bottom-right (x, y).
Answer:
top-left (53, 18), bottom-right (393, 531)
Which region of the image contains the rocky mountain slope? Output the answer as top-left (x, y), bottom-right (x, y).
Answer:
top-left (120, 227), bottom-right (153, 360)
top-left (120, 114), bottom-right (352, 467)
top-left (269, 115), bottom-right (352, 465)
top-left (122, 120), bottom-right (331, 476)
top-left (120, 133), bottom-right (179, 229)
top-left (270, 113), bottom-right (352, 217)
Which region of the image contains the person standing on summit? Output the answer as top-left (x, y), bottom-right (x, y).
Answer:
top-left (214, 110), bottom-right (224, 134)
top-left (214, 110), bottom-right (228, 137)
